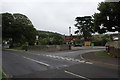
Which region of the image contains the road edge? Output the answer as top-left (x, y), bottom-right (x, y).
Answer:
top-left (2, 69), bottom-right (13, 79)
top-left (80, 53), bottom-right (119, 68)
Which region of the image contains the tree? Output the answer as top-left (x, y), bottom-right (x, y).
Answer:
top-left (74, 16), bottom-right (94, 41)
top-left (2, 13), bottom-right (14, 39)
top-left (51, 33), bottom-right (64, 45)
top-left (93, 2), bottom-right (120, 34)
top-left (37, 30), bottom-right (64, 45)
top-left (2, 13), bottom-right (37, 46)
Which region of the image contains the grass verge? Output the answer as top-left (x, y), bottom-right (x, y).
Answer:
top-left (0, 69), bottom-right (2, 80)
top-left (2, 73), bottom-right (8, 80)
top-left (9, 46), bottom-right (23, 50)
top-left (95, 52), bottom-right (113, 58)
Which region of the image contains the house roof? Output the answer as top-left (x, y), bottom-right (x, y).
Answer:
top-left (64, 35), bottom-right (80, 42)
top-left (110, 33), bottom-right (119, 37)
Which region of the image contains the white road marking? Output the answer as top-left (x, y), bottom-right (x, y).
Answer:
top-left (69, 58), bottom-right (75, 61)
top-left (64, 70), bottom-right (90, 80)
top-left (65, 58), bottom-right (72, 61)
top-left (55, 56), bottom-right (59, 58)
top-left (49, 55), bottom-right (52, 57)
top-left (79, 60), bottom-right (85, 63)
top-left (58, 57), bottom-right (62, 59)
top-left (44, 55), bottom-right (93, 65)
top-left (2, 70), bottom-right (13, 78)
top-left (23, 56), bottom-right (50, 67)
top-left (61, 57), bottom-right (65, 60)
top-left (75, 59), bottom-right (81, 62)
top-left (52, 56), bottom-right (56, 58)
top-left (63, 65), bottom-right (68, 67)
top-left (46, 55), bottom-right (50, 57)
top-left (85, 62), bottom-right (93, 64)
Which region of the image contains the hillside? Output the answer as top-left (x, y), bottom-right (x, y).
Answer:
top-left (36, 30), bottom-right (64, 45)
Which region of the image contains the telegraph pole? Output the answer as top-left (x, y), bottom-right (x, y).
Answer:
top-left (69, 27), bottom-right (71, 50)
top-left (69, 26), bottom-right (71, 36)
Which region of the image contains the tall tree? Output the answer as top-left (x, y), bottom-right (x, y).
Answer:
top-left (2, 13), bottom-right (37, 46)
top-left (75, 16), bottom-right (94, 41)
top-left (93, 2), bottom-right (120, 34)
top-left (13, 13), bottom-right (37, 45)
top-left (2, 13), bottom-right (14, 39)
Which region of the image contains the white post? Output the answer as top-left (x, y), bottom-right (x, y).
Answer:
top-left (107, 16), bottom-right (109, 20)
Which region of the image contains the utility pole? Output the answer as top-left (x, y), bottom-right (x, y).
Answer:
top-left (36, 35), bottom-right (39, 45)
top-left (69, 26), bottom-right (71, 50)
top-left (69, 27), bottom-right (71, 36)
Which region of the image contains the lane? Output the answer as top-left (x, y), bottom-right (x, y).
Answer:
top-left (16, 68), bottom-right (84, 78)
top-left (3, 50), bottom-right (94, 70)
top-left (31, 49), bottom-right (105, 59)
top-left (3, 50), bottom-right (84, 72)
top-left (64, 63), bottom-right (119, 78)
top-left (3, 50), bottom-right (88, 78)
top-left (4, 49), bottom-right (105, 59)
top-left (2, 49), bottom-right (119, 78)
top-left (2, 51), bottom-right (48, 77)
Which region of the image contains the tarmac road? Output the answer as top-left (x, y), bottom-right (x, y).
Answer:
top-left (2, 49), bottom-right (119, 79)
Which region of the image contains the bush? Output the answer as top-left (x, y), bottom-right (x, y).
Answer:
top-left (21, 42), bottom-right (28, 51)
top-left (93, 39), bottom-right (109, 46)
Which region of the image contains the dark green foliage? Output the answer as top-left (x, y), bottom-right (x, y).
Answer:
top-left (93, 40), bottom-right (105, 46)
top-left (92, 34), bottom-right (111, 46)
top-left (93, 2), bottom-right (120, 33)
top-left (2, 12), bottom-right (37, 46)
top-left (2, 13), bottom-right (14, 39)
top-left (74, 16), bottom-right (94, 41)
top-left (37, 30), bottom-right (64, 45)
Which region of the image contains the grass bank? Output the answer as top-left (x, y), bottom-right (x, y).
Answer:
top-left (0, 69), bottom-right (7, 80)
top-left (95, 52), bottom-right (112, 58)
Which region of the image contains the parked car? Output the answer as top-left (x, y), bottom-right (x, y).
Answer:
top-left (74, 44), bottom-right (82, 47)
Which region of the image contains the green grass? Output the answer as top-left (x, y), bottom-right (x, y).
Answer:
top-left (95, 52), bottom-right (112, 58)
top-left (9, 46), bottom-right (23, 50)
top-left (0, 69), bottom-right (2, 80)
top-left (1, 74), bottom-right (8, 80)
top-left (1, 69), bottom-right (8, 80)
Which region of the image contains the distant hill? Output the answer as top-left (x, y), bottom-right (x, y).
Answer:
top-left (36, 30), bottom-right (64, 45)
top-left (37, 30), bottom-right (64, 38)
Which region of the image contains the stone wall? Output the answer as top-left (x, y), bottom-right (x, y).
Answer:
top-left (105, 41), bottom-right (120, 57)
top-left (2, 44), bottom-right (10, 49)
top-left (28, 45), bottom-right (70, 52)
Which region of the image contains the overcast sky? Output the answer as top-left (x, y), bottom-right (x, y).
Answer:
top-left (1, 0), bottom-right (105, 35)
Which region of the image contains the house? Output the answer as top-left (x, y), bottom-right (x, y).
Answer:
top-left (64, 35), bottom-right (80, 44)
top-left (64, 34), bottom-right (86, 46)
top-left (84, 41), bottom-right (91, 46)
top-left (2, 40), bottom-right (10, 49)
top-left (110, 33), bottom-right (120, 41)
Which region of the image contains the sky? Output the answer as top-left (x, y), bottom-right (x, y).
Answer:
top-left (1, 0), bottom-right (105, 35)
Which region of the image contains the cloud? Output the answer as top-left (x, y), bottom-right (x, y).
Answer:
top-left (2, 0), bottom-right (104, 3)
top-left (1, 0), bottom-right (104, 35)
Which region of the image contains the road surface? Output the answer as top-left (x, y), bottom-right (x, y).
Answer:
top-left (2, 49), bottom-right (119, 79)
